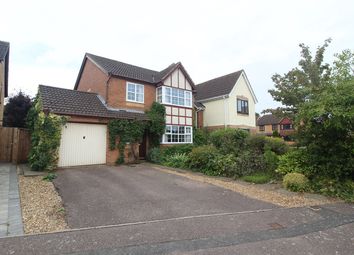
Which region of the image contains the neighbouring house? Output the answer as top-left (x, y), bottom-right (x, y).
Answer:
top-left (256, 114), bottom-right (295, 138)
top-left (39, 53), bottom-right (196, 167)
top-left (0, 41), bottom-right (10, 126)
top-left (195, 70), bottom-right (258, 132)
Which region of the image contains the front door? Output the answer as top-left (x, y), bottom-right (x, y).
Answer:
top-left (139, 132), bottom-right (147, 159)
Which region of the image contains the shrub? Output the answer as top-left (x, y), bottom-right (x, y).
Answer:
top-left (147, 147), bottom-right (163, 163)
top-left (213, 154), bottom-right (238, 177)
top-left (209, 128), bottom-right (249, 155)
top-left (233, 151), bottom-right (266, 177)
top-left (165, 153), bottom-right (189, 169)
top-left (193, 128), bottom-right (209, 146)
top-left (283, 172), bottom-right (309, 192)
top-left (189, 145), bottom-right (220, 175)
top-left (241, 173), bottom-right (272, 184)
top-left (263, 148), bottom-right (279, 173)
top-left (42, 173), bottom-right (57, 182)
top-left (162, 144), bottom-right (194, 158)
top-left (264, 137), bottom-right (288, 155)
top-left (276, 149), bottom-right (310, 175)
top-left (310, 178), bottom-right (354, 202)
top-left (245, 135), bottom-right (267, 153)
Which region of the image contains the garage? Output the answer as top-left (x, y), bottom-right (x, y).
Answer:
top-left (58, 123), bottom-right (107, 167)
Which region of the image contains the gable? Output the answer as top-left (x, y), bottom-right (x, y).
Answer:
top-left (162, 67), bottom-right (193, 90)
top-left (229, 71), bottom-right (258, 104)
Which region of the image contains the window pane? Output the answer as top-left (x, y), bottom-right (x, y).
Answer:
top-left (185, 91), bottom-right (191, 99)
top-left (172, 88), bottom-right (178, 97)
top-left (172, 97), bottom-right (178, 105)
top-left (179, 135), bottom-right (185, 142)
top-left (128, 84), bottom-right (135, 92)
top-left (178, 90), bottom-right (184, 98)
top-left (185, 99), bottom-right (191, 107)
top-left (136, 94), bottom-right (143, 102)
top-left (172, 135), bottom-right (178, 142)
top-left (185, 127), bottom-right (191, 133)
top-left (165, 87), bottom-right (171, 96)
top-left (179, 126), bottom-right (185, 133)
top-left (166, 95), bottom-right (171, 103)
top-left (166, 126), bottom-right (171, 133)
top-left (167, 134), bottom-right (172, 142)
top-left (136, 85), bottom-right (144, 93)
top-left (178, 97), bottom-right (184, 106)
top-left (185, 135), bottom-right (191, 142)
top-left (172, 126), bottom-right (178, 133)
top-left (128, 92), bottom-right (135, 100)
top-left (237, 100), bottom-right (241, 111)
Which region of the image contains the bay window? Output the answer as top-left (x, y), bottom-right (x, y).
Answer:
top-left (156, 86), bottom-right (192, 107)
top-left (162, 125), bottom-right (193, 144)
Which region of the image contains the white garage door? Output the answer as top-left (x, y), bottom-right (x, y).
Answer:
top-left (58, 123), bottom-right (107, 167)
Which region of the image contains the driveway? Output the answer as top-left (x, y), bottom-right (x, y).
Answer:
top-left (53, 164), bottom-right (277, 228)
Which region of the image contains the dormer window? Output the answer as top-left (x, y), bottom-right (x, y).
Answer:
top-left (126, 82), bottom-right (144, 103)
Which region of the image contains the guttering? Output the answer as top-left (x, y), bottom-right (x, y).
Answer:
top-left (197, 94), bottom-right (229, 103)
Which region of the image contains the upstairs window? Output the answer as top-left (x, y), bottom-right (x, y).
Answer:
top-left (127, 82), bottom-right (144, 103)
top-left (157, 86), bottom-right (192, 107)
top-left (281, 124), bottom-right (293, 130)
top-left (237, 99), bottom-right (249, 114)
top-left (272, 124), bottom-right (278, 131)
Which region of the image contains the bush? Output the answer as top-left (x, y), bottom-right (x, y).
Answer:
top-left (233, 151), bottom-right (266, 177)
top-left (264, 137), bottom-right (288, 155)
top-left (162, 144), bottom-right (194, 158)
top-left (245, 135), bottom-right (267, 153)
top-left (147, 147), bottom-right (163, 163)
top-left (209, 128), bottom-right (249, 155)
top-left (193, 128), bottom-right (209, 146)
top-left (241, 173), bottom-right (272, 184)
top-left (310, 178), bottom-right (354, 202)
top-left (276, 149), bottom-right (311, 175)
top-left (165, 153), bottom-right (189, 169)
top-left (189, 145), bottom-right (220, 175)
top-left (263, 148), bottom-right (279, 173)
top-left (283, 172), bottom-right (309, 192)
top-left (213, 154), bottom-right (238, 177)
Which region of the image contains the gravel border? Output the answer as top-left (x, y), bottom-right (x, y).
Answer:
top-left (151, 165), bottom-right (338, 208)
top-left (18, 175), bottom-right (68, 234)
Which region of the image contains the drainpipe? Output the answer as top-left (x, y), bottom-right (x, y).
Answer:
top-left (223, 95), bottom-right (227, 129)
top-left (105, 72), bottom-right (112, 105)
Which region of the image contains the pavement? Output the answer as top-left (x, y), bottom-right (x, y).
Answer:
top-left (0, 164), bottom-right (23, 237)
top-left (0, 164), bottom-right (353, 254)
top-left (53, 164), bottom-right (277, 228)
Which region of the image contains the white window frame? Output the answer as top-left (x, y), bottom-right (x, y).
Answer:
top-left (162, 125), bottom-right (193, 144)
top-left (156, 86), bottom-right (192, 108)
top-left (126, 82), bottom-right (144, 103)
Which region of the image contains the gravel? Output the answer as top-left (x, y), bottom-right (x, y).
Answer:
top-left (18, 175), bottom-right (68, 234)
top-left (152, 165), bottom-right (338, 208)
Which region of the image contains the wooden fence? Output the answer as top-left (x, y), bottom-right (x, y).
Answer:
top-left (0, 127), bottom-right (30, 163)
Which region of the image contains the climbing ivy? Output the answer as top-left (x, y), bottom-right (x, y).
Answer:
top-left (146, 102), bottom-right (166, 148)
top-left (27, 95), bottom-right (67, 171)
top-left (108, 119), bottom-right (146, 164)
top-left (108, 102), bottom-right (165, 164)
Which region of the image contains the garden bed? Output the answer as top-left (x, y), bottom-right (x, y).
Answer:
top-left (18, 175), bottom-right (68, 234)
top-left (151, 164), bottom-right (338, 208)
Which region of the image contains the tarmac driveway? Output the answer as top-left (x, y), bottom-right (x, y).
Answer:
top-left (53, 164), bottom-right (277, 228)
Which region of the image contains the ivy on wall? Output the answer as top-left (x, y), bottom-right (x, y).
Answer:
top-left (108, 119), bottom-right (146, 164)
top-left (27, 95), bottom-right (67, 171)
top-left (108, 102), bottom-right (166, 164)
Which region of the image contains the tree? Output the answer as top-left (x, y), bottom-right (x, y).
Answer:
top-left (265, 39), bottom-right (332, 118)
top-left (3, 91), bottom-right (32, 127)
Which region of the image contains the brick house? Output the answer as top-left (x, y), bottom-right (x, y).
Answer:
top-left (39, 53), bottom-right (196, 167)
top-left (256, 114), bottom-right (295, 138)
top-left (0, 40), bottom-right (10, 126)
top-left (195, 70), bottom-right (258, 132)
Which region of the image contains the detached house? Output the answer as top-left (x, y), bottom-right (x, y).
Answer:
top-left (39, 53), bottom-right (195, 167)
top-left (0, 40), bottom-right (9, 126)
top-left (195, 70), bottom-right (258, 132)
top-left (256, 114), bottom-right (295, 138)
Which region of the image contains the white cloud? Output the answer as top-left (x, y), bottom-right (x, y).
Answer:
top-left (2, 0), bottom-right (354, 111)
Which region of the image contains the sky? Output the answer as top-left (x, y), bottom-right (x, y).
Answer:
top-left (2, 0), bottom-right (353, 112)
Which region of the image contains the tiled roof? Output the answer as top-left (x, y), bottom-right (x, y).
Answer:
top-left (86, 53), bottom-right (177, 84)
top-left (257, 114), bottom-right (281, 126)
top-left (39, 85), bottom-right (148, 120)
top-left (195, 70), bottom-right (243, 101)
top-left (0, 41), bottom-right (9, 61)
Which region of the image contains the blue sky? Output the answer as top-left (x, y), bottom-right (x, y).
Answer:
top-left (2, 0), bottom-right (353, 112)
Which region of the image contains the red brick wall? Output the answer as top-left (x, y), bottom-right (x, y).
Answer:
top-left (197, 111), bottom-right (203, 128)
top-left (107, 77), bottom-right (156, 111)
top-left (76, 59), bottom-right (109, 100)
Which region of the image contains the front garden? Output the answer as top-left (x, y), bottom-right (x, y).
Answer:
top-left (147, 127), bottom-right (354, 202)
